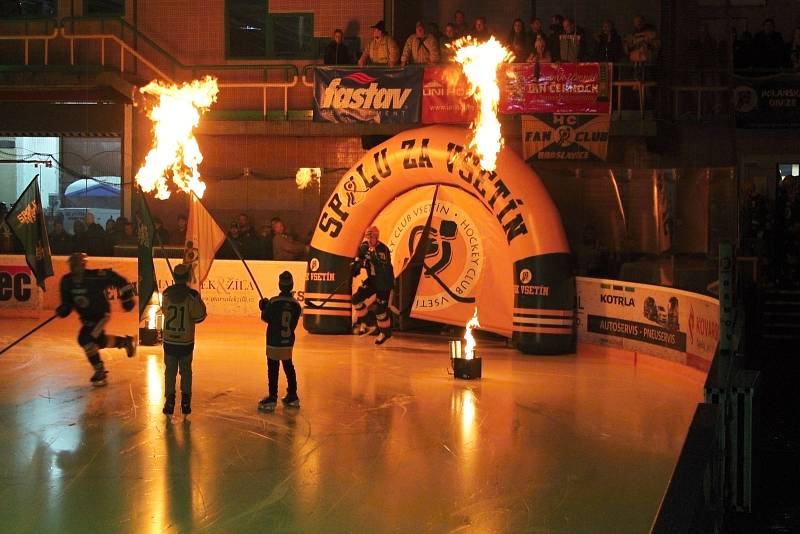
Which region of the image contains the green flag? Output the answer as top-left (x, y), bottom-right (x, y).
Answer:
top-left (4, 175), bottom-right (53, 290)
top-left (134, 188), bottom-right (157, 320)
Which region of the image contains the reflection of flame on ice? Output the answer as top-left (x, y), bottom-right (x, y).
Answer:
top-left (451, 37), bottom-right (513, 172)
top-left (135, 76), bottom-right (219, 200)
top-left (463, 308), bottom-right (480, 360)
top-left (146, 291), bottom-right (162, 330)
top-left (295, 167), bottom-right (321, 190)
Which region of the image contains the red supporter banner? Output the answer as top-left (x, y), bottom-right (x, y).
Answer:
top-left (421, 66), bottom-right (476, 124)
top-left (500, 62), bottom-right (612, 114)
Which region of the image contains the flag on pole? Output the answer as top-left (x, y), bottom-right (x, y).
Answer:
top-left (4, 175), bottom-right (53, 290)
top-left (185, 192), bottom-right (225, 287)
top-left (134, 188), bottom-right (157, 320)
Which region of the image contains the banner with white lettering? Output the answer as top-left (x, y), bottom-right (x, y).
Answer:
top-left (313, 67), bottom-right (423, 123)
top-left (0, 261), bottom-right (41, 316)
top-left (501, 62), bottom-right (612, 114)
top-left (420, 66), bottom-right (475, 124)
top-left (522, 113), bottom-right (610, 161)
top-left (734, 73), bottom-right (800, 128)
top-left (576, 276), bottom-right (719, 370)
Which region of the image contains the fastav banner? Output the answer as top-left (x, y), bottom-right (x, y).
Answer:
top-left (521, 113), bottom-right (610, 161)
top-left (501, 62), bottom-right (612, 114)
top-left (575, 276), bottom-right (719, 370)
top-left (733, 73), bottom-right (800, 128)
top-left (313, 66), bottom-right (423, 123)
top-left (420, 66), bottom-right (475, 124)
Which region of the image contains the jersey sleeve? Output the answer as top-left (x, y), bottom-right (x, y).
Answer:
top-left (108, 269), bottom-right (135, 302)
top-left (58, 277), bottom-right (73, 315)
top-left (291, 301), bottom-right (301, 329)
top-left (190, 292), bottom-right (208, 324)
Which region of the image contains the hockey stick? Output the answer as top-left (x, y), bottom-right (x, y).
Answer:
top-left (303, 277), bottom-right (351, 309)
top-left (0, 314), bottom-right (58, 357)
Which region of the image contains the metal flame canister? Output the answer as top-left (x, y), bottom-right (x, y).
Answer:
top-left (449, 340), bottom-right (482, 380)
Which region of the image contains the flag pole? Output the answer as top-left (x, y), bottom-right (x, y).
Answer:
top-left (192, 192), bottom-right (263, 300)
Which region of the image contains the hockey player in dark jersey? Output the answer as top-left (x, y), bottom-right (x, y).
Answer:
top-left (55, 253), bottom-right (136, 386)
top-left (257, 271), bottom-right (302, 412)
top-left (351, 226), bottom-right (394, 345)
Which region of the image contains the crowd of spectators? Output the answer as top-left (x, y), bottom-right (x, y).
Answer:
top-left (324, 11), bottom-right (661, 68)
top-left (733, 20), bottom-right (800, 72)
top-left (0, 208), bottom-right (308, 261)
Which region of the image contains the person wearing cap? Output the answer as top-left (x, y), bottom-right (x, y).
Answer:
top-left (257, 271), bottom-right (302, 412)
top-left (401, 21), bottom-right (441, 66)
top-left (161, 263), bottom-right (207, 416)
top-left (55, 253), bottom-right (137, 386)
top-left (358, 20), bottom-right (399, 67)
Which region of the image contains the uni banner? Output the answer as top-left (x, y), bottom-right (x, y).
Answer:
top-left (313, 66), bottom-right (423, 123)
top-left (734, 74), bottom-right (800, 128)
top-left (501, 62), bottom-right (612, 114)
top-left (420, 66), bottom-right (475, 124)
top-left (521, 113), bottom-right (610, 161)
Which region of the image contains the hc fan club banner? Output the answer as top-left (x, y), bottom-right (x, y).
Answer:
top-left (522, 113), bottom-right (610, 161)
top-left (420, 66), bottom-right (475, 124)
top-left (575, 277), bottom-right (719, 371)
top-left (313, 67), bottom-right (423, 123)
top-left (501, 62), bottom-right (612, 114)
top-left (734, 74), bottom-right (800, 128)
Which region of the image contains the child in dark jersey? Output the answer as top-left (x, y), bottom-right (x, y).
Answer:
top-left (257, 271), bottom-right (302, 412)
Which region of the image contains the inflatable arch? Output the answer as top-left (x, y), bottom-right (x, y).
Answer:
top-left (304, 125), bottom-right (576, 354)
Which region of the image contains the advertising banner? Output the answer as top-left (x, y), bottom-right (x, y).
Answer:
top-left (576, 277), bottom-right (719, 370)
top-left (0, 262), bottom-right (41, 316)
top-left (313, 67), bottom-right (423, 123)
top-left (420, 66), bottom-right (475, 124)
top-left (521, 113), bottom-right (610, 161)
top-left (501, 62), bottom-right (612, 114)
top-left (0, 255), bottom-right (307, 321)
top-left (734, 74), bottom-right (800, 128)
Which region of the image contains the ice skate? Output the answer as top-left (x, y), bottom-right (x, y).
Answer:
top-left (362, 325), bottom-right (378, 336)
top-left (258, 396), bottom-right (277, 412)
top-left (123, 335), bottom-right (136, 358)
top-left (375, 331), bottom-right (392, 345)
top-left (181, 393), bottom-right (191, 415)
top-left (163, 394), bottom-right (175, 415)
top-left (90, 367), bottom-right (108, 386)
top-left (282, 394), bottom-right (300, 408)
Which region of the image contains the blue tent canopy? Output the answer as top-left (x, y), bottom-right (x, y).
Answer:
top-left (64, 177), bottom-right (121, 198)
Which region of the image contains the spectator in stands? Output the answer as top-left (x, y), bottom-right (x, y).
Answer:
top-left (116, 221), bottom-right (138, 247)
top-left (506, 19), bottom-right (531, 62)
top-left (527, 34), bottom-right (552, 63)
top-left (559, 18), bottom-right (587, 62)
top-left (271, 218), bottom-right (307, 261)
top-left (454, 10), bottom-right (469, 38)
top-left (472, 17), bottom-right (491, 42)
top-left (625, 15), bottom-right (659, 65)
top-left (441, 22), bottom-right (458, 61)
top-left (358, 20), bottom-right (399, 67)
top-left (83, 212), bottom-right (107, 256)
top-left (258, 223), bottom-right (273, 260)
top-left (548, 14), bottom-right (565, 62)
top-left (401, 21), bottom-right (441, 66)
top-left (595, 19), bottom-right (624, 63)
top-left (324, 29), bottom-right (353, 65)
top-left (105, 218), bottom-right (115, 234)
top-left (789, 27), bottom-right (800, 71)
top-left (218, 223), bottom-right (244, 260)
top-left (732, 28), bottom-right (754, 71)
top-left (529, 17), bottom-right (545, 44)
top-left (173, 214), bottom-right (187, 245)
top-left (50, 220), bottom-right (73, 255)
top-left (753, 19), bottom-right (787, 70)
top-left (151, 217), bottom-right (169, 245)
top-left (237, 213), bottom-right (254, 238)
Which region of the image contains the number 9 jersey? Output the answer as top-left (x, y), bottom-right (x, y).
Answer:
top-left (161, 285), bottom-right (208, 346)
top-left (262, 294), bottom-right (302, 349)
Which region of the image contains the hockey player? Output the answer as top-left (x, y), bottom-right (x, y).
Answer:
top-left (257, 271), bottom-right (302, 412)
top-left (55, 253), bottom-right (136, 386)
top-left (161, 264), bottom-right (207, 416)
top-left (351, 226), bottom-right (394, 345)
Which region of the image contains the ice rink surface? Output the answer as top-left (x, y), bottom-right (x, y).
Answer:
top-left (0, 314), bottom-right (703, 533)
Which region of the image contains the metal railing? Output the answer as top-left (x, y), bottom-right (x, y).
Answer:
top-left (0, 17), bottom-right (59, 66)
